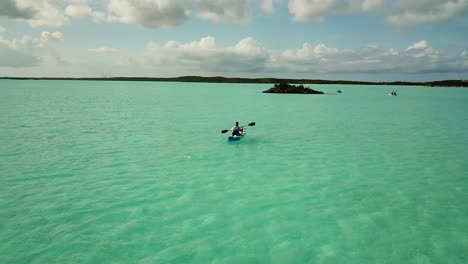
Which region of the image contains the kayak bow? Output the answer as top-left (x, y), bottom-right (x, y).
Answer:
top-left (227, 131), bottom-right (246, 142)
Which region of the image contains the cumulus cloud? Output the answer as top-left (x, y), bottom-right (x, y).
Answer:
top-left (107, 0), bottom-right (188, 28)
top-left (197, 0), bottom-right (252, 23)
top-left (387, 0), bottom-right (468, 28)
top-left (404, 40), bottom-right (439, 60)
top-left (138, 36), bottom-right (218, 69)
top-left (261, 0), bottom-right (275, 14)
top-left (0, 0), bottom-right (256, 29)
top-left (232, 37), bottom-right (266, 56)
top-left (65, 4), bottom-right (92, 17)
top-left (274, 39), bottom-right (466, 74)
top-left (122, 37), bottom-right (467, 77)
top-left (105, 0), bottom-right (253, 28)
top-left (287, 0), bottom-right (467, 28)
top-left (0, 0), bottom-right (36, 19)
top-left (279, 43), bottom-right (381, 73)
top-left (406, 40), bottom-right (429, 51)
top-left (0, 0), bottom-right (466, 31)
top-left (462, 51), bottom-right (468, 68)
top-left (0, 0), bottom-right (107, 26)
top-left (287, 0), bottom-right (386, 21)
top-left (166, 36), bottom-right (216, 50)
top-left (0, 35), bottom-right (39, 67)
top-left (0, 31), bottom-right (64, 68)
top-left (0, 0), bottom-right (69, 27)
top-left (41, 31), bottom-right (64, 42)
top-left (65, 3), bottom-right (109, 23)
top-left (288, 0), bottom-right (349, 21)
top-left (129, 36), bottom-right (270, 74)
top-left (2, 35), bottom-right (467, 77)
top-left (361, 0), bottom-right (385, 12)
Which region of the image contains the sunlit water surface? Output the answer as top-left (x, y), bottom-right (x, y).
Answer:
top-left (1, 80), bottom-right (467, 263)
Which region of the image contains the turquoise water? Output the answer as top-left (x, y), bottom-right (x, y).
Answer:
top-left (1, 80), bottom-right (467, 263)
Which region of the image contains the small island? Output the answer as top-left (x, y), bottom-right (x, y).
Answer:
top-left (263, 83), bottom-right (324, 94)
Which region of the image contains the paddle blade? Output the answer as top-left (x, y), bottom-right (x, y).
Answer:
top-left (247, 122), bottom-right (256, 126)
top-left (221, 129), bottom-right (229, 134)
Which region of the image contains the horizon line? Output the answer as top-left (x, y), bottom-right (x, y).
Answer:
top-left (1, 76), bottom-right (467, 87)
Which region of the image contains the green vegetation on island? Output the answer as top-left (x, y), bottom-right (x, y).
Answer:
top-left (1, 76), bottom-right (467, 87)
top-left (263, 83), bottom-right (324, 94)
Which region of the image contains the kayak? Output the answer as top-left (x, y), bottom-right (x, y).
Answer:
top-left (227, 131), bottom-right (246, 142)
top-left (389, 93), bottom-right (397, 96)
top-left (221, 122), bottom-right (255, 142)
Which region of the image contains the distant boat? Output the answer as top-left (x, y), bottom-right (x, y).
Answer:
top-left (337, 89), bottom-right (342, 94)
top-left (389, 91), bottom-right (397, 96)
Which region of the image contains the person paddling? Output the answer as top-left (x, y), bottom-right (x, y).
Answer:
top-left (230, 122), bottom-right (242, 136)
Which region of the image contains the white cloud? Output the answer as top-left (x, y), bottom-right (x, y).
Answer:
top-left (287, 0), bottom-right (385, 21)
top-left (0, 0), bottom-right (35, 19)
top-left (261, 0), bottom-right (275, 14)
top-left (65, 3), bottom-right (109, 23)
top-left (2, 35), bottom-right (467, 77)
top-left (14, 0), bottom-right (69, 27)
top-left (462, 51), bottom-right (468, 69)
top-left (65, 4), bottom-right (93, 18)
top-left (0, 0), bottom-right (69, 27)
top-left (282, 43), bottom-right (339, 62)
top-left (41, 31), bottom-right (64, 42)
top-left (0, 35), bottom-right (39, 67)
top-left (0, 43), bottom-right (39, 67)
top-left (197, 0), bottom-right (252, 23)
top-left (405, 40), bottom-right (439, 60)
top-left (89, 46), bottom-right (120, 53)
top-left (275, 39), bottom-right (462, 74)
top-left (1, 0), bottom-right (252, 29)
top-left (129, 36), bottom-right (270, 74)
top-left (406, 40), bottom-right (429, 51)
top-left (287, 0), bottom-right (467, 28)
top-left (68, 0), bottom-right (94, 4)
top-left (232, 37), bottom-right (266, 56)
top-left (313, 43), bottom-right (339, 56)
top-left (170, 36), bottom-right (216, 50)
top-left (0, 0), bottom-right (466, 31)
top-left (106, 0), bottom-right (252, 28)
top-left (361, 0), bottom-right (384, 12)
top-left (107, 0), bottom-right (188, 28)
top-left (288, 0), bottom-right (349, 21)
top-left (0, 30), bottom-right (65, 69)
top-left (139, 36), bottom-right (224, 72)
top-left (387, 0), bottom-right (468, 28)
top-left (120, 37), bottom-right (467, 77)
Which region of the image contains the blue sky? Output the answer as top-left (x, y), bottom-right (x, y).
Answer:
top-left (0, 0), bottom-right (467, 81)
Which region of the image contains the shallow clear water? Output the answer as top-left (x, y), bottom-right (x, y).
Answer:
top-left (1, 80), bottom-right (467, 263)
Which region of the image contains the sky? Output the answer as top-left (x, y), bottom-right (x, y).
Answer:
top-left (0, 0), bottom-right (467, 81)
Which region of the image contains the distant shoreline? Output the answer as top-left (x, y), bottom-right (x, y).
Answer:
top-left (1, 76), bottom-right (467, 87)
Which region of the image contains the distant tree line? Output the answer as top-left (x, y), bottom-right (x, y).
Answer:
top-left (1, 76), bottom-right (467, 87)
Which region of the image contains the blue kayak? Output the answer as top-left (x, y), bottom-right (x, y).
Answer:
top-left (227, 131), bottom-right (246, 142)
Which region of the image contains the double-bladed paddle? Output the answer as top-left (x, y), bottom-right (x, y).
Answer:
top-left (221, 122), bottom-right (256, 134)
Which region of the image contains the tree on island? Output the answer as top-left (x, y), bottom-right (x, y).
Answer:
top-left (263, 83), bottom-right (324, 94)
